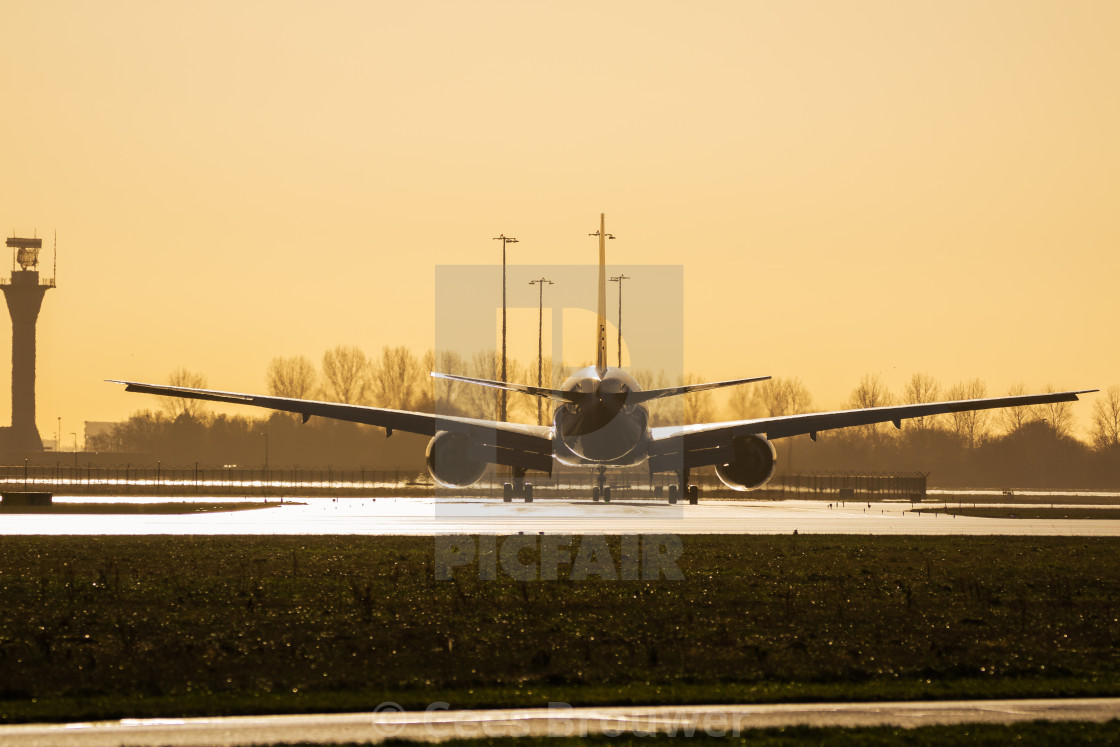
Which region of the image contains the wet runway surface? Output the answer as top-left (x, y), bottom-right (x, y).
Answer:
top-left (3, 698), bottom-right (1119, 745)
top-left (4, 495), bottom-right (1120, 535)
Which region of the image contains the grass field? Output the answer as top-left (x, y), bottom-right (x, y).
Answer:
top-left (0, 535), bottom-right (1117, 724)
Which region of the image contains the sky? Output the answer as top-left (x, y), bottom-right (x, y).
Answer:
top-left (1, 0), bottom-right (1118, 446)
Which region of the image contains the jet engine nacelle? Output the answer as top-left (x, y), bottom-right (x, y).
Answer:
top-left (715, 434), bottom-right (778, 491)
top-left (425, 431), bottom-right (487, 488)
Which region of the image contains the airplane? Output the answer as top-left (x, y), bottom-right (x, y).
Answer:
top-left (111, 214), bottom-right (1095, 505)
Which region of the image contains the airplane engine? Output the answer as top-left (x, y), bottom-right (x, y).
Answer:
top-left (715, 434), bottom-right (778, 491)
top-left (425, 431), bottom-right (487, 488)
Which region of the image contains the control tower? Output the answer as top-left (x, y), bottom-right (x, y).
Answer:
top-left (0, 236), bottom-right (55, 452)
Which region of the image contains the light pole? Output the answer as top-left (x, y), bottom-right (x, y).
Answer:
top-left (492, 234), bottom-right (518, 421)
top-left (589, 217), bottom-right (615, 374)
top-left (609, 274), bottom-right (630, 368)
top-left (262, 432), bottom-right (269, 470)
top-left (529, 277), bottom-right (553, 425)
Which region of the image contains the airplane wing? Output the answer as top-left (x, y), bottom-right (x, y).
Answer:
top-left (108, 380), bottom-right (554, 472)
top-left (647, 388), bottom-right (1097, 472)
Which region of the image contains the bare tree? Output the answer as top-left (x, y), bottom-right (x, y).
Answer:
top-left (847, 373), bottom-right (894, 409)
top-left (753, 377), bottom-right (813, 417)
top-left (419, 349), bottom-right (436, 411)
top-left (681, 372), bottom-right (715, 424)
top-left (502, 358), bottom-right (534, 422)
top-left (946, 378), bottom-right (990, 448)
top-left (633, 368), bottom-right (674, 426)
top-left (845, 373), bottom-right (894, 441)
top-left (994, 382), bottom-right (1037, 436)
top-left (321, 345), bottom-right (372, 404)
top-left (266, 355), bottom-right (317, 400)
top-left (632, 368), bottom-right (670, 392)
top-left (1091, 385), bottom-right (1120, 450)
top-left (727, 384), bottom-right (757, 420)
top-left (1036, 383), bottom-right (1075, 438)
top-left (161, 367), bottom-right (209, 420)
top-left (902, 372), bottom-right (941, 431)
top-left (431, 349), bottom-right (469, 414)
top-left (527, 354), bottom-right (563, 425)
top-left (459, 350), bottom-right (500, 419)
top-left (370, 345), bottom-right (425, 410)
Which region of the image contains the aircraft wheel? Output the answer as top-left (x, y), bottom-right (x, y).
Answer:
top-left (503, 483), bottom-right (514, 503)
top-left (524, 483), bottom-right (534, 503)
top-left (688, 485), bottom-right (699, 505)
top-left (592, 486), bottom-right (600, 502)
top-left (668, 484), bottom-right (678, 504)
top-left (603, 486), bottom-right (611, 503)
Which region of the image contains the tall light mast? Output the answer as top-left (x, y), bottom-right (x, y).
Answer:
top-left (492, 233), bottom-right (518, 421)
top-left (588, 214), bottom-right (614, 376)
top-left (609, 274), bottom-right (630, 368)
top-left (528, 277), bottom-right (553, 425)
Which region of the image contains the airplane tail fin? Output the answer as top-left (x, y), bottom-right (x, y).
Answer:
top-left (595, 213), bottom-right (608, 376)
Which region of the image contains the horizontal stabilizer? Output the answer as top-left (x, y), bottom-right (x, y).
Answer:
top-left (431, 372), bottom-right (581, 404)
top-left (628, 375), bottom-right (771, 404)
top-left (432, 371), bottom-right (770, 406)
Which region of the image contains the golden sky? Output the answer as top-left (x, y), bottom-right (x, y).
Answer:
top-left (2, 1), bottom-right (1118, 444)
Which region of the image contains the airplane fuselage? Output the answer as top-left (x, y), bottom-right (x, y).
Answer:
top-left (552, 366), bottom-right (649, 467)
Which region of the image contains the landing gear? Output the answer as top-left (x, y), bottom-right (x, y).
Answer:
top-left (592, 466), bottom-right (608, 503)
top-left (669, 468), bottom-right (700, 505)
top-left (503, 468), bottom-right (533, 502)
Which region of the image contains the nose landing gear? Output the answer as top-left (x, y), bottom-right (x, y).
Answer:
top-left (591, 466), bottom-right (611, 503)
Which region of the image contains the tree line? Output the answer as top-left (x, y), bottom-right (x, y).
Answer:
top-left (89, 348), bottom-right (1120, 488)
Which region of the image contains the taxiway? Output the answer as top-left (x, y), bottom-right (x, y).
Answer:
top-left (2, 698), bottom-right (1118, 745)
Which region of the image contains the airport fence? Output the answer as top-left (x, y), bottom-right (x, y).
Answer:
top-left (0, 463), bottom-right (927, 500)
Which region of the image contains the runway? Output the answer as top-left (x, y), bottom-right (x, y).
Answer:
top-left (2, 698), bottom-right (1118, 745)
top-left (4, 495), bottom-right (1120, 536)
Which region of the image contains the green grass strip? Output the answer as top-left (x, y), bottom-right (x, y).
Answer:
top-left (0, 535), bottom-right (1118, 723)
